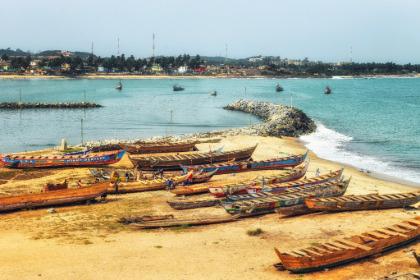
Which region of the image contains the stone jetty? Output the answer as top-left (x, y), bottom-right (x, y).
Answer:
top-left (0, 102), bottom-right (102, 109)
top-left (223, 99), bottom-right (316, 137)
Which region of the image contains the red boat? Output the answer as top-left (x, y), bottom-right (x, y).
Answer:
top-left (0, 150), bottom-right (125, 169)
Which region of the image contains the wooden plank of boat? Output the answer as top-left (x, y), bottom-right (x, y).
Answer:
top-left (364, 231), bottom-right (389, 239)
top-left (333, 238), bottom-right (372, 251)
top-left (376, 228), bottom-right (407, 238)
top-left (387, 225), bottom-right (409, 234)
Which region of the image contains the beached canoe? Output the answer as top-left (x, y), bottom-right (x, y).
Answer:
top-left (129, 145), bottom-right (257, 170)
top-left (246, 168), bottom-right (344, 194)
top-left (222, 178), bottom-right (350, 214)
top-left (1, 150), bottom-right (125, 169)
top-left (304, 192), bottom-right (420, 212)
top-left (167, 197), bottom-right (220, 210)
top-left (274, 217), bottom-right (420, 273)
top-left (129, 214), bottom-right (240, 229)
top-left (107, 172), bottom-right (192, 194)
top-left (0, 183), bottom-right (107, 212)
top-left (208, 161), bottom-right (309, 197)
top-left (122, 140), bottom-right (198, 154)
top-left (180, 151), bottom-right (308, 175)
top-left (171, 162), bottom-right (308, 196)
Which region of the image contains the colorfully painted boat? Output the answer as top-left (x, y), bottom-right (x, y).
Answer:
top-left (185, 169), bottom-right (218, 184)
top-left (274, 217), bottom-right (420, 273)
top-left (304, 192), bottom-right (420, 212)
top-left (222, 178), bottom-right (350, 214)
top-left (122, 140), bottom-right (197, 154)
top-left (246, 168), bottom-right (344, 194)
top-left (208, 162), bottom-right (309, 197)
top-left (180, 151), bottom-right (308, 175)
top-left (106, 172), bottom-right (193, 194)
top-left (172, 162), bottom-right (308, 196)
top-left (129, 145), bottom-right (257, 171)
top-left (1, 150), bottom-right (125, 169)
top-left (0, 183), bottom-right (108, 212)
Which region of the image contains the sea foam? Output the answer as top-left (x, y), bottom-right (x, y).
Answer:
top-left (300, 122), bottom-right (420, 185)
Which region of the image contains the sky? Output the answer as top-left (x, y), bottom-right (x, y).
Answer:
top-left (2, 0), bottom-right (420, 63)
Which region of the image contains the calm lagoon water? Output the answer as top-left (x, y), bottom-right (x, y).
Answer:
top-left (0, 77), bottom-right (419, 184)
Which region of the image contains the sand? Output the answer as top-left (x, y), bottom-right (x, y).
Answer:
top-left (0, 134), bottom-right (418, 280)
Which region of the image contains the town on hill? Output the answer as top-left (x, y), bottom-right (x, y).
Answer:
top-left (1, 48), bottom-right (420, 77)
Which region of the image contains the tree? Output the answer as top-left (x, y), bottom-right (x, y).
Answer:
top-left (1, 54), bottom-right (9, 61)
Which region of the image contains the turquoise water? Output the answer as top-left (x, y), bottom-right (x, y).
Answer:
top-left (0, 77), bottom-right (419, 184)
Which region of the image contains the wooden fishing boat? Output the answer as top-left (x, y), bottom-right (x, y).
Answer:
top-left (129, 145), bottom-right (257, 171)
top-left (246, 168), bottom-right (344, 194)
top-left (305, 192), bottom-right (420, 212)
top-left (1, 150), bottom-right (125, 169)
top-left (222, 179), bottom-right (350, 214)
top-left (172, 162), bottom-right (308, 196)
top-left (130, 214), bottom-right (240, 229)
top-left (122, 140), bottom-right (198, 154)
top-left (274, 217), bottom-right (420, 273)
top-left (181, 151), bottom-right (308, 175)
top-left (167, 197), bottom-right (220, 210)
top-left (185, 169), bottom-right (218, 184)
top-left (64, 144), bottom-right (124, 156)
top-left (106, 172), bottom-right (192, 194)
top-left (0, 183), bottom-right (107, 212)
top-left (208, 162), bottom-right (309, 197)
top-left (119, 214), bottom-right (175, 224)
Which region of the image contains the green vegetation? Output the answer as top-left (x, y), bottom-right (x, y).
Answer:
top-left (246, 228), bottom-right (264, 236)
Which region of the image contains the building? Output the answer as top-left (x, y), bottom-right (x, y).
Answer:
top-left (177, 65), bottom-right (188, 74)
top-left (0, 60), bottom-right (11, 71)
top-left (150, 63), bottom-right (163, 73)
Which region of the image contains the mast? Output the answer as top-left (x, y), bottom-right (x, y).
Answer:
top-left (152, 33), bottom-right (156, 58)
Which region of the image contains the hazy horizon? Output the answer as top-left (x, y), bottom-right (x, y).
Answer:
top-left (2, 0), bottom-right (420, 63)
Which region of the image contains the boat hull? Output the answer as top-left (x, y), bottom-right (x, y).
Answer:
top-left (130, 145), bottom-right (257, 171)
top-left (1, 150), bottom-right (125, 169)
top-left (122, 141), bottom-right (197, 154)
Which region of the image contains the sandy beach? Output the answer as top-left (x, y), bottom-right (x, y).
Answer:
top-left (0, 134), bottom-right (418, 280)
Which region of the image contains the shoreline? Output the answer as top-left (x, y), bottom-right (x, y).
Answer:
top-left (0, 134), bottom-right (418, 280)
top-left (1, 73), bottom-right (420, 80)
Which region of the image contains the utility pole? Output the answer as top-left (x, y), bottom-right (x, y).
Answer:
top-left (91, 42), bottom-right (94, 56)
top-left (350, 46), bottom-right (353, 63)
top-left (117, 37), bottom-right (120, 56)
top-left (225, 43), bottom-right (229, 75)
top-left (152, 33), bottom-right (156, 58)
top-left (81, 119), bottom-right (84, 146)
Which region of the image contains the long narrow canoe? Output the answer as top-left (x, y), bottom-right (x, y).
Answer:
top-left (167, 198), bottom-right (220, 210)
top-left (181, 151), bottom-right (308, 175)
top-left (305, 192), bottom-right (420, 212)
top-left (172, 162), bottom-right (308, 196)
top-left (107, 172), bottom-right (192, 194)
top-left (129, 145), bottom-right (257, 171)
top-left (246, 168), bottom-right (344, 194)
top-left (274, 217), bottom-right (420, 273)
top-left (122, 140), bottom-right (198, 154)
top-left (0, 183), bottom-right (107, 212)
top-left (222, 179), bottom-right (350, 214)
top-left (1, 150), bottom-right (125, 169)
top-left (208, 161), bottom-right (309, 197)
top-left (130, 214), bottom-right (240, 229)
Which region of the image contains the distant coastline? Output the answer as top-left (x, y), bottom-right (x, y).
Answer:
top-left (1, 73), bottom-right (420, 80)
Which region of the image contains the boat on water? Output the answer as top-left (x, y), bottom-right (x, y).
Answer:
top-left (122, 140), bottom-right (198, 154)
top-left (274, 217), bottom-right (420, 273)
top-left (1, 150), bottom-right (125, 169)
top-left (208, 161), bottom-right (309, 197)
top-left (210, 91), bottom-right (217, 96)
top-left (115, 81), bottom-right (123, 90)
top-left (324, 86), bottom-right (332, 94)
top-left (173, 85), bottom-right (185, 91)
top-left (245, 168), bottom-right (344, 194)
top-left (305, 191), bottom-right (420, 212)
top-left (181, 151), bottom-right (308, 175)
top-left (276, 83), bottom-right (284, 92)
top-left (129, 145), bottom-right (257, 171)
top-left (0, 183), bottom-right (108, 213)
top-left (222, 178), bottom-right (350, 214)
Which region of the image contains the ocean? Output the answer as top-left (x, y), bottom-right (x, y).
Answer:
top-left (0, 77), bottom-right (419, 184)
